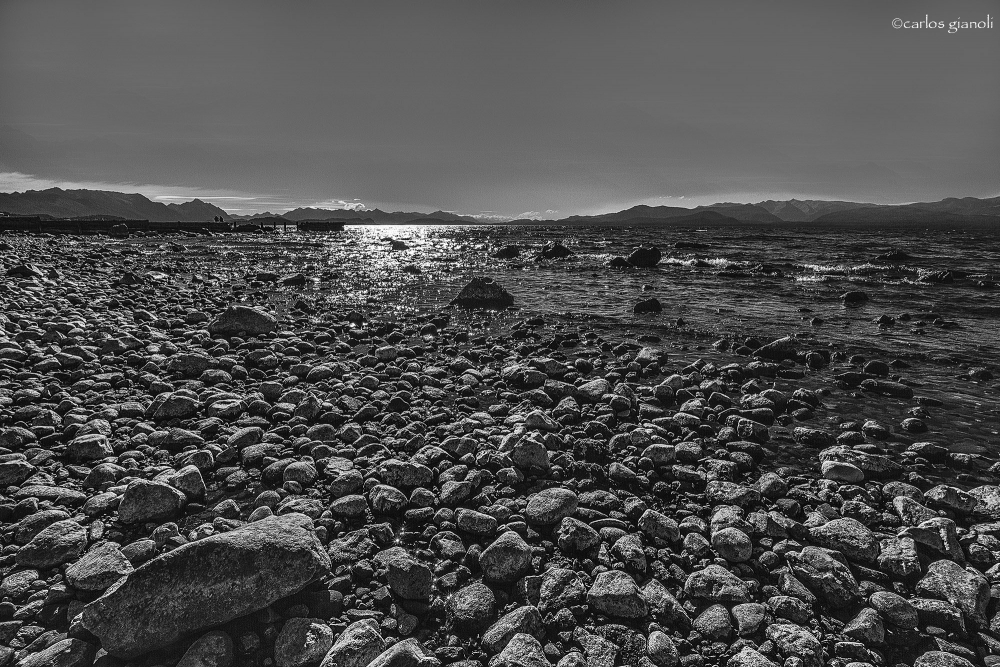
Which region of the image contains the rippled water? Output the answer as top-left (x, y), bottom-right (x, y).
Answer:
top-left (134, 221), bottom-right (1000, 461)
top-left (192, 223), bottom-right (999, 359)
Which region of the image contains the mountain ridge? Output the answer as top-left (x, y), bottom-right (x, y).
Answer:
top-left (0, 188), bottom-right (230, 222)
top-left (2, 187), bottom-right (998, 225)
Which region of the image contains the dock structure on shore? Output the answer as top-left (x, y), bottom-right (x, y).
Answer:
top-left (0, 216), bottom-right (345, 235)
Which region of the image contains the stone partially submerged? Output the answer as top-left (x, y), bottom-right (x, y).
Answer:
top-left (627, 245), bottom-right (662, 268)
top-left (82, 513), bottom-right (330, 658)
top-left (450, 277), bottom-right (514, 309)
top-left (207, 304), bottom-right (278, 337)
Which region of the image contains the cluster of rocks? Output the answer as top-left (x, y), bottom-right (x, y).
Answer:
top-left (0, 235), bottom-right (998, 667)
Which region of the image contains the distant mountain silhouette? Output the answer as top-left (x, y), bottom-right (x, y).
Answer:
top-left (757, 199), bottom-right (879, 222)
top-left (165, 198), bottom-right (232, 221)
top-left (513, 210), bottom-right (739, 225)
top-left (0, 188), bottom-right (230, 222)
top-left (694, 203), bottom-right (782, 223)
top-left (812, 206), bottom-right (999, 225)
top-left (562, 205), bottom-right (695, 222)
top-left (273, 207), bottom-right (479, 224)
top-left (3, 187), bottom-right (998, 226)
top-left (757, 196), bottom-right (1000, 223)
top-left (561, 203), bottom-right (779, 223)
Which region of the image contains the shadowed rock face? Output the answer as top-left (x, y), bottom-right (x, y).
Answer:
top-left (450, 277), bottom-right (514, 309)
top-left (82, 513), bottom-right (330, 658)
top-left (626, 245), bottom-right (662, 268)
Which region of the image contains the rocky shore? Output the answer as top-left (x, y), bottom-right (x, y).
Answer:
top-left (0, 233), bottom-right (998, 667)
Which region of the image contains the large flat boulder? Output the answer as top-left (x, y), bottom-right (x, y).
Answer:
top-left (82, 514), bottom-right (330, 658)
top-left (208, 305), bottom-right (278, 337)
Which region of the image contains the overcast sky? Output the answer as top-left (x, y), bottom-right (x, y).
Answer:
top-left (1, 0), bottom-right (997, 218)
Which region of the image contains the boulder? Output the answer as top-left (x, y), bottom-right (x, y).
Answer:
top-left (15, 519), bottom-right (87, 569)
top-left (450, 277), bottom-right (514, 309)
top-left (318, 619), bottom-right (386, 667)
top-left (118, 479), bottom-right (187, 524)
top-left (787, 547), bottom-right (860, 609)
top-left (587, 570), bottom-right (648, 619)
top-left (275, 617), bottom-right (335, 667)
top-left (627, 246), bottom-right (662, 268)
top-left (480, 531), bottom-right (533, 583)
top-left (65, 541), bottom-right (134, 591)
top-left (448, 582), bottom-right (498, 633)
top-left (916, 559), bottom-right (989, 626)
top-left (524, 487), bottom-right (578, 526)
top-left (482, 606), bottom-right (544, 654)
top-left (539, 242), bottom-right (573, 259)
top-left (82, 514), bottom-right (330, 658)
top-left (489, 633), bottom-right (551, 667)
top-left (207, 305), bottom-right (278, 337)
top-left (367, 638), bottom-right (440, 667)
top-left (684, 565), bottom-right (751, 604)
top-left (16, 638), bottom-right (96, 667)
top-left (633, 298), bottom-right (663, 314)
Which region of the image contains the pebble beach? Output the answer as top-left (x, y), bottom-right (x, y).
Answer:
top-left (0, 228), bottom-right (998, 667)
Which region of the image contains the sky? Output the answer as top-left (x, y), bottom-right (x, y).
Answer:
top-left (1, 0), bottom-right (997, 219)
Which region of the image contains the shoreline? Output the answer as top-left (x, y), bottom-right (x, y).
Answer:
top-left (1, 231), bottom-right (998, 667)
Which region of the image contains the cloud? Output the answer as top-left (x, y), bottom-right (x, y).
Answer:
top-left (466, 212), bottom-right (514, 221)
top-left (516, 211), bottom-right (542, 219)
top-left (310, 199), bottom-right (368, 211)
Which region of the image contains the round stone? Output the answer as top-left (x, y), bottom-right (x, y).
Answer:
top-left (447, 582), bottom-right (498, 632)
top-left (525, 487), bottom-right (578, 525)
top-left (821, 460), bottom-right (864, 483)
top-left (712, 527), bottom-right (753, 563)
top-left (274, 618), bottom-right (334, 667)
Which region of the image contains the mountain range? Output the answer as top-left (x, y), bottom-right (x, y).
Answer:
top-left (0, 188), bottom-right (231, 222)
top-left (519, 195), bottom-right (1000, 225)
top-left (1, 187), bottom-right (998, 225)
top-left (246, 207), bottom-right (480, 224)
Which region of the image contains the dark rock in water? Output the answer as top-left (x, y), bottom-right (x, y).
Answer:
top-left (841, 291), bottom-right (868, 305)
top-left (207, 305), bottom-right (278, 337)
top-left (82, 513), bottom-right (331, 659)
top-left (280, 272), bottom-right (308, 286)
top-left (539, 242), bottom-right (573, 259)
top-left (389, 239), bottom-right (409, 251)
top-left (860, 379), bottom-right (914, 399)
top-left (627, 245), bottom-right (662, 268)
top-left (754, 336), bottom-right (798, 361)
top-left (819, 445), bottom-right (903, 479)
top-left (633, 298), bottom-right (663, 314)
top-left (110, 223), bottom-right (129, 239)
top-left (450, 277), bottom-right (514, 309)
top-left (874, 249), bottom-right (911, 263)
top-left (609, 256), bottom-right (633, 270)
top-left (494, 245), bottom-right (522, 259)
